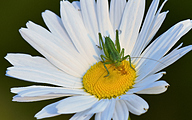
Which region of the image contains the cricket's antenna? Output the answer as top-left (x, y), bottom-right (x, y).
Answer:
top-left (131, 57), bottom-right (167, 67)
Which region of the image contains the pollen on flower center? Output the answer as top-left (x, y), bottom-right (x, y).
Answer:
top-left (82, 60), bottom-right (137, 99)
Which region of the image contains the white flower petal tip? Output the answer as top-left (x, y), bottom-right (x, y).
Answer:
top-left (34, 100), bottom-right (62, 119)
top-left (144, 108), bottom-right (148, 112)
top-left (165, 85), bottom-right (170, 89)
top-left (11, 86), bottom-right (86, 102)
top-left (5, 53), bottom-right (83, 88)
top-left (136, 81), bottom-right (170, 94)
top-left (121, 94), bottom-right (149, 115)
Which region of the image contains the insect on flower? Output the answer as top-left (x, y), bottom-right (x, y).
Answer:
top-left (5, 0), bottom-right (192, 119)
top-left (98, 30), bottom-right (135, 77)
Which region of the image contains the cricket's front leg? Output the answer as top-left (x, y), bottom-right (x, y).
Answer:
top-left (103, 61), bottom-right (113, 77)
top-left (100, 55), bottom-right (112, 77)
top-left (122, 55), bottom-right (135, 71)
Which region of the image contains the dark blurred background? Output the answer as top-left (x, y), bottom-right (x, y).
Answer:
top-left (0, 0), bottom-right (192, 120)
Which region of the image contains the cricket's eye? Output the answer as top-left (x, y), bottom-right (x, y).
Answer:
top-left (82, 60), bottom-right (136, 99)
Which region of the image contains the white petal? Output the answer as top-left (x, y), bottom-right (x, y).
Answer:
top-left (72, 1), bottom-right (80, 10)
top-left (145, 0), bottom-right (168, 47)
top-left (35, 100), bottom-right (62, 119)
top-left (119, 0), bottom-right (145, 54)
top-left (56, 96), bottom-right (98, 114)
top-left (113, 100), bottom-right (129, 120)
top-left (135, 20), bottom-right (192, 81)
top-left (12, 95), bottom-right (65, 102)
top-left (135, 57), bottom-right (168, 84)
top-left (131, 0), bottom-right (160, 57)
top-left (19, 27), bottom-right (87, 77)
top-left (5, 53), bottom-right (82, 88)
top-left (80, 0), bottom-right (99, 44)
top-left (70, 109), bottom-right (94, 120)
top-left (95, 112), bottom-right (101, 120)
top-left (25, 21), bottom-right (79, 58)
top-left (110, 0), bottom-right (126, 30)
top-left (135, 20), bottom-right (192, 80)
top-left (61, 1), bottom-right (98, 64)
top-left (136, 80), bottom-right (169, 94)
top-left (41, 10), bottom-right (75, 49)
top-left (25, 21), bottom-right (89, 72)
top-left (153, 45), bottom-right (192, 73)
top-left (7, 67), bottom-right (82, 88)
top-left (134, 71), bottom-right (166, 87)
top-left (11, 85), bottom-right (82, 102)
top-left (147, 11), bottom-right (169, 45)
top-left (11, 86), bottom-right (85, 96)
top-left (126, 87), bottom-right (144, 95)
top-left (86, 99), bottom-right (110, 115)
top-left (11, 86), bottom-right (86, 102)
top-left (80, 0), bottom-right (102, 57)
top-left (97, 0), bottom-right (115, 39)
top-left (121, 94), bottom-right (149, 115)
top-left (139, 22), bottom-right (184, 61)
top-left (140, 19), bottom-right (192, 61)
top-left (97, 98), bottom-right (116, 120)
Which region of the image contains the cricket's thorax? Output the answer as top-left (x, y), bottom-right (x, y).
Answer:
top-left (82, 60), bottom-right (137, 99)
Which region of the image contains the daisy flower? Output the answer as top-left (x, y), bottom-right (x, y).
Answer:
top-left (5, 0), bottom-right (192, 120)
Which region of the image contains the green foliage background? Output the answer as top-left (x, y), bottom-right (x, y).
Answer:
top-left (0, 0), bottom-right (192, 120)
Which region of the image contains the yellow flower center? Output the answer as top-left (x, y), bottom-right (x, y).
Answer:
top-left (83, 60), bottom-right (137, 99)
